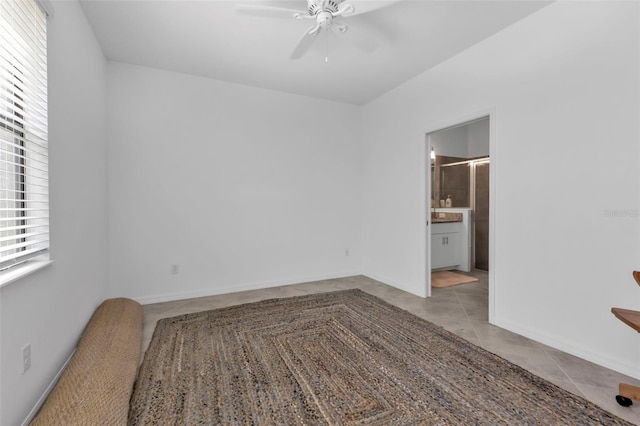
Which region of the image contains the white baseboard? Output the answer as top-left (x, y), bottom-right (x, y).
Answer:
top-left (362, 271), bottom-right (426, 298)
top-left (493, 316), bottom-right (640, 380)
top-left (21, 349), bottom-right (76, 426)
top-left (132, 270), bottom-right (362, 305)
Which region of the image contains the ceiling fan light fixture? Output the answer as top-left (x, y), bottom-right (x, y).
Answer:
top-left (317, 11), bottom-right (333, 28)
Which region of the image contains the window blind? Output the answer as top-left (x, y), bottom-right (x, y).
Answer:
top-left (0, 0), bottom-right (48, 271)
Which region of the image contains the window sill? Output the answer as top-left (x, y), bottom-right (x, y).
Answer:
top-left (0, 256), bottom-right (53, 289)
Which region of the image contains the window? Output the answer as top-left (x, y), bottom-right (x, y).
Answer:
top-left (0, 0), bottom-right (49, 272)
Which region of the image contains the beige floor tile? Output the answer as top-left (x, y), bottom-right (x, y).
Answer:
top-left (548, 349), bottom-right (640, 389)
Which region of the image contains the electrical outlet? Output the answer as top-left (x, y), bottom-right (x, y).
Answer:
top-left (170, 264), bottom-right (179, 274)
top-left (22, 343), bottom-right (31, 374)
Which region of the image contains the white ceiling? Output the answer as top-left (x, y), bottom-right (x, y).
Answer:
top-left (79, 0), bottom-right (550, 105)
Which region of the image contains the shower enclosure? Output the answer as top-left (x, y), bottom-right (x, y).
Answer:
top-left (439, 158), bottom-right (490, 271)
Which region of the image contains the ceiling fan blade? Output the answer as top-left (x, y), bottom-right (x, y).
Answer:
top-left (290, 26), bottom-right (321, 59)
top-left (348, 0), bottom-right (400, 16)
top-left (235, 5), bottom-right (304, 19)
top-left (332, 23), bottom-right (378, 53)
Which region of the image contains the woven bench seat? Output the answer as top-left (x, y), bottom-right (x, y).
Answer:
top-left (30, 297), bottom-right (143, 426)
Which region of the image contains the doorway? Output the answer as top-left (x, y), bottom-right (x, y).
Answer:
top-left (425, 114), bottom-right (493, 320)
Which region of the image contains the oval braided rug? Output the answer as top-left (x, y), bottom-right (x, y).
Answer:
top-left (129, 289), bottom-right (633, 425)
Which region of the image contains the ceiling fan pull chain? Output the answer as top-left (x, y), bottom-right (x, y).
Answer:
top-left (325, 28), bottom-right (329, 63)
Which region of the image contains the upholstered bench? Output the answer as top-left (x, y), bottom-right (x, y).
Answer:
top-left (30, 297), bottom-right (143, 425)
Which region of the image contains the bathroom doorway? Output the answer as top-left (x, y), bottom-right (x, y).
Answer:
top-left (425, 114), bottom-right (493, 319)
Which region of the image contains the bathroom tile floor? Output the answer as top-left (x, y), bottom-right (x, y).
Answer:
top-left (141, 272), bottom-right (640, 424)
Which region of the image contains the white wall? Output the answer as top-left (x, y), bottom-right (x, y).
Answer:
top-left (107, 62), bottom-right (362, 302)
top-left (361, 1), bottom-right (640, 378)
top-left (0, 2), bottom-right (108, 425)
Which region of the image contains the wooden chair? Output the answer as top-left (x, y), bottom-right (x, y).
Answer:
top-left (610, 271), bottom-right (640, 407)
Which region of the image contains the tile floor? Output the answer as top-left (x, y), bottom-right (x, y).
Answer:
top-left (141, 272), bottom-right (640, 424)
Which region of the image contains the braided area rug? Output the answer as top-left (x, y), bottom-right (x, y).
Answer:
top-left (129, 289), bottom-right (632, 425)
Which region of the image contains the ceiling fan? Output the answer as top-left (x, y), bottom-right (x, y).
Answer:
top-left (236, 0), bottom-right (386, 60)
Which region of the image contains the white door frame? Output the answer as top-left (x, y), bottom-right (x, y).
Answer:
top-left (424, 135), bottom-right (434, 297)
top-left (420, 108), bottom-right (497, 323)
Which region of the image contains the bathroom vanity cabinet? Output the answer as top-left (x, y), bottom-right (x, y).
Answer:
top-left (431, 222), bottom-right (461, 269)
top-left (430, 208), bottom-right (472, 271)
